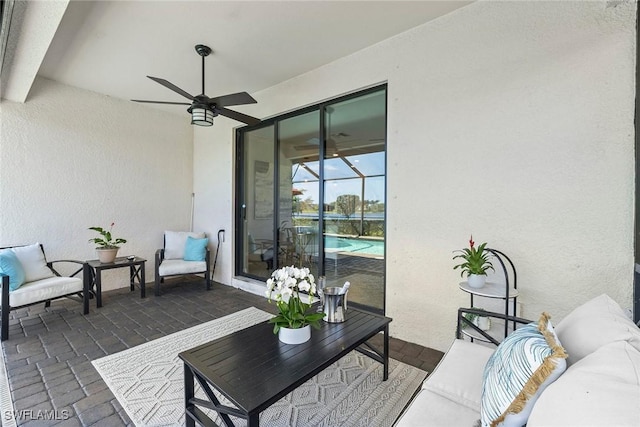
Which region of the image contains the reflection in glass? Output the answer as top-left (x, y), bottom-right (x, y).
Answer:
top-left (323, 89), bottom-right (386, 312)
top-left (278, 110), bottom-right (320, 278)
top-left (241, 126), bottom-right (275, 279)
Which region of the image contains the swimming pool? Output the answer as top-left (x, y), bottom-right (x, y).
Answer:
top-left (324, 236), bottom-right (385, 257)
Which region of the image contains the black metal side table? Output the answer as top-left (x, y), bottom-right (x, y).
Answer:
top-left (84, 257), bottom-right (146, 307)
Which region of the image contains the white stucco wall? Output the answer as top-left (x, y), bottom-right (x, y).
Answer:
top-left (198, 0), bottom-right (636, 351)
top-left (1, 77), bottom-right (194, 290)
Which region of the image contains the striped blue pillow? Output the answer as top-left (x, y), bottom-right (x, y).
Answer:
top-left (480, 313), bottom-right (567, 427)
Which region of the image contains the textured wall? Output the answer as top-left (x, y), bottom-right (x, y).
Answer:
top-left (1, 77), bottom-right (194, 291)
top-left (194, 0), bottom-right (636, 351)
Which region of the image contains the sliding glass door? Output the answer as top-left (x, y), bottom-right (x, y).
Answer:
top-left (322, 90), bottom-right (386, 312)
top-left (236, 86), bottom-right (386, 313)
top-left (237, 125), bottom-right (275, 277)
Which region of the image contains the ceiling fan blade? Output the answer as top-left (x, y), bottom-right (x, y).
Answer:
top-left (147, 76), bottom-right (195, 101)
top-left (131, 99), bottom-right (191, 105)
top-left (208, 92), bottom-right (257, 107)
top-left (216, 107), bottom-right (261, 126)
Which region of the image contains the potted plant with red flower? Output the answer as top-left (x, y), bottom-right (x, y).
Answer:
top-left (453, 235), bottom-right (494, 288)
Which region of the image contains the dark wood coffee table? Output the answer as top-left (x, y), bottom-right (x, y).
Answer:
top-left (178, 307), bottom-right (391, 427)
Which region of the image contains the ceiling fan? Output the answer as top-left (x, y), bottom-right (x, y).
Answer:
top-left (132, 44), bottom-right (261, 127)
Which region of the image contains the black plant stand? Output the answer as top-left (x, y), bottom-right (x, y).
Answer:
top-left (458, 249), bottom-right (518, 341)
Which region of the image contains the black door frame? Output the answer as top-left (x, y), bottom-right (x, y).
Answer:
top-left (633, 5), bottom-right (639, 325)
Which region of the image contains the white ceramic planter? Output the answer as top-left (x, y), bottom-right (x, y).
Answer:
top-left (467, 274), bottom-right (486, 289)
top-left (278, 325), bottom-right (311, 344)
top-left (477, 316), bottom-right (491, 331)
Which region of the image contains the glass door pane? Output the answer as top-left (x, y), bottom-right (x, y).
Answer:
top-left (239, 125), bottom-right (275, 279)
top-left (323, 89), bottom-right (386, 312)
top-left (277, 110), bottom-right (320, 279)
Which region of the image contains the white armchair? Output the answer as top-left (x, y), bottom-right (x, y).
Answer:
top-left (0, 243), bottom-right (89, 341)
top-left (154, 231), bottom-right (211, 296)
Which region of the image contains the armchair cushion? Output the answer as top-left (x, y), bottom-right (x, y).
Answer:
top-left (183, 236), bottom-right (208, 261)
top-left (10, 276), bottom-right (83, 307)
top-left (480, 313), bottom-right (567, 427)
top-left (11, 243), bottom-right (54, 282)
top-left (158, 259), bottom-right (207, 276)
top-left (164, 231), bottom-right (205, 260)
top-left (554, 293), bottom-right (640, 366)
top-left (0, 250), bottom-right (26, 291)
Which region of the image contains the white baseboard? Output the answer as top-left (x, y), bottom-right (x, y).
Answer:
top-left (229, 277), bottom-right (267, 298)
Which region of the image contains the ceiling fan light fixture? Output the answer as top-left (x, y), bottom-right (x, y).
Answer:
top-left (190, 105), bottom-right (214, 127)
top-left (132, 43), bottom-right (260, 126)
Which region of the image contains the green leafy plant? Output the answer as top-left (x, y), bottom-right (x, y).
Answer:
top-left (265, 266), bottom-right (324, 333)
top-left (453, 235), bottom-right (494, 277)
top-left (88, 223), bottom-right (127, 249)
top-left (462, 308), bottom-right (489, 329)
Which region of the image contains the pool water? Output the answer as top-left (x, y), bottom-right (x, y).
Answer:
top-left (324, 236), bottom-right (385, 256)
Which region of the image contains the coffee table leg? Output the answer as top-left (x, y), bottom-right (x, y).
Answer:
top-left (383, 324), bottom-right (389, 381)
top-left (184, 364), bottom-right (195, 427)
top-left (248, 413), bottom-right (259, 427)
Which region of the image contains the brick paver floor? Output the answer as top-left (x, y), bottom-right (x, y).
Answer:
top-left (1, 277), bottom-right (442, 426)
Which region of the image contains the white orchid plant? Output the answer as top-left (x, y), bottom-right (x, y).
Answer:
top-left (265, 266), bottom-right (324, 334)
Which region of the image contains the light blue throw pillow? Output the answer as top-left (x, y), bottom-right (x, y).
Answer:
top-left (0, 250), bottom-right (26, 291)
top-left (183, 236), bottom-right (208, 261)
top-left (480, 313), bottom-right (567, 427)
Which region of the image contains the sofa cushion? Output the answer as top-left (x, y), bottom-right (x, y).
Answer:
top-left (555, 293), bottom-right (640, 366)
top-left (527, 340), bottom-right (640, 427)
top-left (481, 313), bottom-right (567, 427)
top-left (395, 388), bottom-right (482, 427)
top-left (164, 231), bottom-right (205, 260)
top-left (158, 259), bottom-right (207, 276)
top-left (183, 236), bottom-right (208, 261)
top-left (0, 250), bottom-right (26, 291)
top-left (11, 244), bottom-right (54, 283)
top-left (396, 339), bottom-right (493, 427)
top-left (10, 276), bottom-right (83, 307)
top-left (423, 339), bottom-right (494, 411)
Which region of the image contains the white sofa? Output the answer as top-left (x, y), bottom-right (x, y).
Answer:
top-left (396, 294), bottom-right (640, 427)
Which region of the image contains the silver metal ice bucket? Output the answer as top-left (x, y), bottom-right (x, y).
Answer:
top-left (322, 287), bottom-right (348, 323)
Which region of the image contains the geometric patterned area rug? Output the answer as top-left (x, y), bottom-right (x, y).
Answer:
top-left (92, 307), bottom-right (427, 427)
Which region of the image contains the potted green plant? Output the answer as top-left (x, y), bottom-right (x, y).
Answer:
top-left (462, 308), bottom-right (491, 331)
top-left (453, 235), bottom-right (494, 288)
top-left (265, 266), bottom-right (324, 344)
top-left (89, 223), bottom-right (127, 263)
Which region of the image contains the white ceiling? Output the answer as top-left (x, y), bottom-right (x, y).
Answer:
top-left (3, 0), bottom-right (472, 115)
